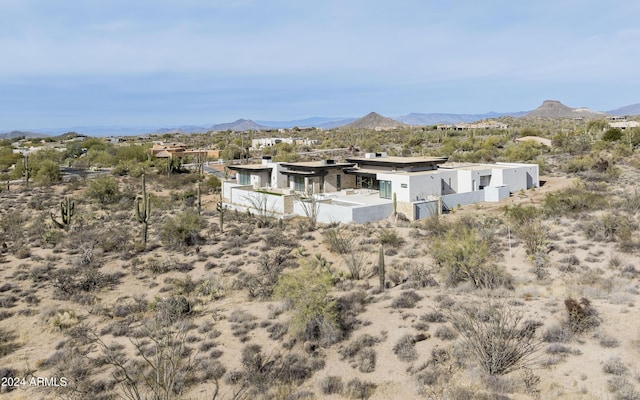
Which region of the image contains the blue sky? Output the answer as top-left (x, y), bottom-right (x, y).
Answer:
top-left (1, 0), bottom-right (639, 130)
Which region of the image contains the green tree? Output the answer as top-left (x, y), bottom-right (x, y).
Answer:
top-left (0, 146), bottom-right (20, 172)
top-left (86, 175), bottom-right (121, 205)
top-left (275, 264), bottom-right (341, 346)
top-left (430, 220), bottom-right (511, 289)
top-left (33, 159), bottom-right (62, 185)
top-left (602, 127), bottom-right (623, 142)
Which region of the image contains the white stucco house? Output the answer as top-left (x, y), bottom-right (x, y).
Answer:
top-left (222, 154), bottom-right (539, 224)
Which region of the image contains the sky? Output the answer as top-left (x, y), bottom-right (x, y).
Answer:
top-left (1, 0), bottom-right (640, 131)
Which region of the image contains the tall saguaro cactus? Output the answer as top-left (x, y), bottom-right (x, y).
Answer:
top-left (216, 190), bottom-right (225, 233)
top-left (378, 245), bottom-right (385, 291)
top-left (23, 154), bottom-right (30, 188)
top-left (51, 197), bottom-right (75, 230)
top-left (135, 174), bottom-right (151, 249)
top-left (196, 181), bottom-right (202, 215)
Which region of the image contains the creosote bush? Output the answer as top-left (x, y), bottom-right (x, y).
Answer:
top-left (430, 219), bottom-right (512, 289)
top-left (564, 297), bottom-right (600, 333)
top-left (159, 210), bottom-right (205, 249)
top-left (448, 300), bottom-right (543, 376)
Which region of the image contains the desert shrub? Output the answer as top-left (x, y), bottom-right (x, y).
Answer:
top-left (603, 357), bottom-right (628, 376)
top-left (229, 310), bottom-right (258, 341)
top-left (159, 210), bottom-right (204, 249)
top-left (86, 175), bottom-right (121, 206)
top-left (343, 250), bottom-right (367, 280)
top-left (344, 378), bottom-right (376, 399)
top-left (263, 229), bottom-right (299, 249)
top-left (564, 297), bottom-right (600, 333)
top-left (448, 301), bottom-right (543, 376)
top-left (421, 310), bottom-right (447, 323)
top-left (393, 334), bottom-right (417, 362)
top-left (153, 295), bottom-right (192, 325)
top-left (391, 290), bottom-right (422, 309)
top-left (431, 221), bottom-right (511, 289)
top-left (608, 377), bottom-right (640, 400)
top-left (603, 127), bottom-right (623, 141)
top-left (238, 249), bottom-right (295, 299)
top-left (580, 213), bottom-right (631, 243)
top-left (1, 213), bottom-right (25, 246)
top-left (51, 267), bottom-right (122, 300)
top-left (275, 264), bottom-right (342, 346)
top-left (542, 183), bottom-right (606, 217)
top-left (377, 228), bottom-right (404, 247)
top-left (434, 325), bottom-right (457, 341)
top-left (267, 322), bottom-right (288, 341)
top-left (323, 228), bottom-right (355, 254)
top-left (505, 204), bottom-right (548, 259)
top-left (403, 264), bottom-right (439, 289)
top-left (355, 348), bottom-right (376, 373)
top-left (339, 334), bottom-right (379, 359)
top-left (598, 332), bottom-right (620, 348)
top-left (320, 375), bottom-right (344, 395)
top-left (545, 343), bottom-right (574, 355)
top-left (542, 325), bottom-right (572, 343)
top-left (226, 345), bottom-right (323, 398)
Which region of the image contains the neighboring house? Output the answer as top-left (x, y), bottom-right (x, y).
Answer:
top-left (151, 142), bottom-right (219, 159)
top-left (437, 122), bottom-right (509, 130)
top-left (609, 121), bottom-right (640, 130)
top-left (251, 137), bottom-right (320, 149)
top-left (222, 154), bottom-right (539, 224)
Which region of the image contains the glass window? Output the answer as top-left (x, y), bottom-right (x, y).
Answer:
top-left (336, 174), bottom-right (341, 191)
top-left (379, 180), bottom-right (392, 199)
top-left (239, 171), bottom-right (251, 185)
top-left (294, 176), bottom-right (305, 191)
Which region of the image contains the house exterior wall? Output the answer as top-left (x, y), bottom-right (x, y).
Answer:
top-left (376, 173), bottom-right (411, 202)
top-left (457, 170), bottom-right (474, 193)
top-left (323, 171), bottom-right (354, 192)
top-left (408, 173), bottom-right (442, 200)
top-left (495, 163), bottom-right (539, 192)
top-left (438, 170), bottom-right (459, 194)
top-left (396, 201), bottom-right (415, 220)
top-left (442, 191), bottom-right (485, 210)
top-left (228, 186), bottom-right (288, 214)
top-left (484, 185), bottom-right (510, 202)
top-left (251, 171), bottom-right (270, 189)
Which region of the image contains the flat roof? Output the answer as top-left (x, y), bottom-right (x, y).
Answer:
top-left (226, 164), bottom-right (273, 172)
top-left (281, 161), bottom-right (355, 169)
top-left (346, 156), bottom-right (448, 165)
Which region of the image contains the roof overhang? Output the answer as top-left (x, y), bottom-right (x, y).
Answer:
top-left (226, 165), bottom-right (273, 172)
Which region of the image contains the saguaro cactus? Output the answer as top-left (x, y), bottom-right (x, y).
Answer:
top-left (196, 181), bottom-right (202, 215)
top-left (23, 154), bottom-right (30, 188)
top-left (51, 197), bottom-right (75, 230)
top-left (135, 174), bottom-right (151, 248)
top-left (378, 245), bottom-right (385, 291)
top-left (216, 191), bottom-right (225, 233)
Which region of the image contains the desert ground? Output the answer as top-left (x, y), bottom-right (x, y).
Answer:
top-left (1, 160), bottom-right (640, 400)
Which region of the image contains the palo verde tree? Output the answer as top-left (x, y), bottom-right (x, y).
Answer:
top-left (275, 262), bottom-right (342, 346)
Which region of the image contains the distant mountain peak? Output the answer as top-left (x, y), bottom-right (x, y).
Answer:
top-left (344, 112), bottom-right (407, 130)
top-left (524, 100), bottom-right (604, 119)
top-left (209, 119), bottom-right (269, 132)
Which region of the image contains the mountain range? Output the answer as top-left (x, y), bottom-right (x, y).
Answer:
top-left (2, 100), bottom-right (640, 139)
